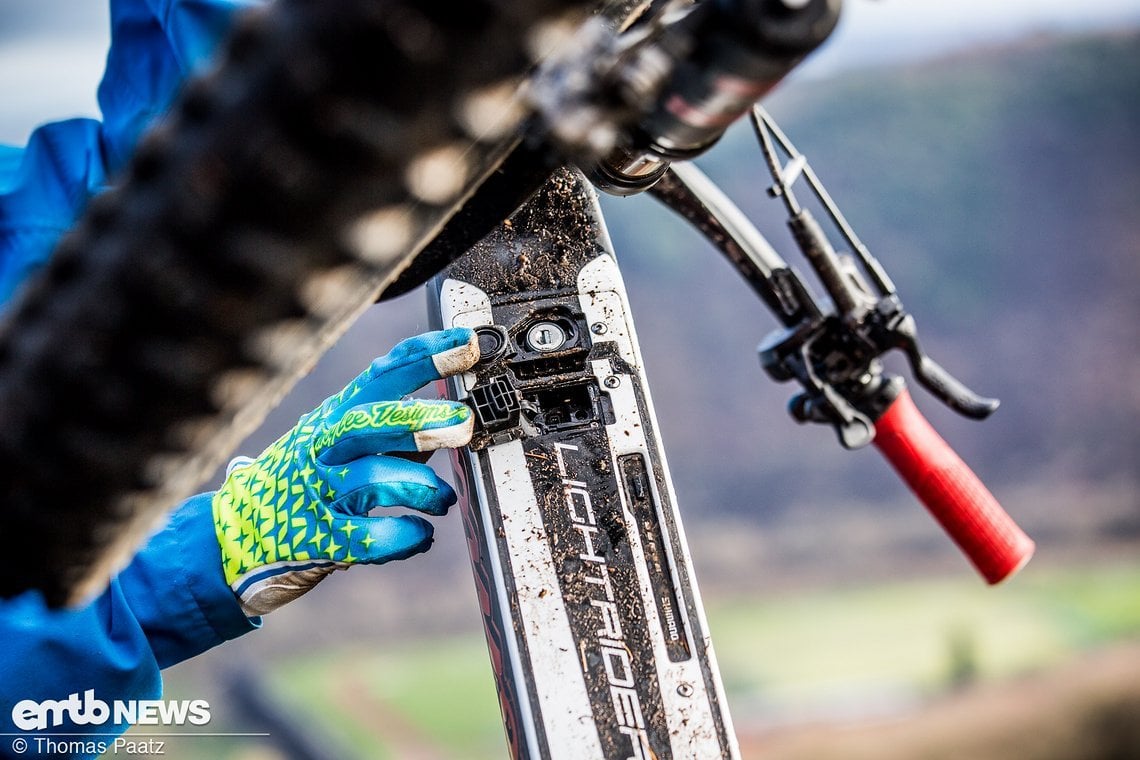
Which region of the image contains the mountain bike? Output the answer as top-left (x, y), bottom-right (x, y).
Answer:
top-left (0, 0), bottom-right (849, 606)
top-left (0, 0), bottom-right (1034, 756)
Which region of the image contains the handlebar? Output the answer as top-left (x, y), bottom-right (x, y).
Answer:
top-left (873, 388), bottom-right (1035, 584)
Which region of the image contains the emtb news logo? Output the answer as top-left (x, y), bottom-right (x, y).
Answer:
top-left (11, 690), bottom-right (210, 730)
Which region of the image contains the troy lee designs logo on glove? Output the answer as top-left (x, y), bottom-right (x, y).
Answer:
top-left (11, 690), bottom-right (210, 731)
top-left (312, 400), bottom-right (470, 451)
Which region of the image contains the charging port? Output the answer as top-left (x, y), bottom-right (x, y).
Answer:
top-left (526, 381), bottom-right (615, 433)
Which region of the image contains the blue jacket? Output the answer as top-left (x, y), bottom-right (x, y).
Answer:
top-left (1, 496), bottom-right (257, 751)
top-left (1, 1), bottom-right (260, 753)
top-left (1, 0), bottom-right (257, 305)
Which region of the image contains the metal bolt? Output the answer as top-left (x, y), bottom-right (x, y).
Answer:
top-left (526, 322), bottom-right (567, 353)
top-left (677, 683), bottom-right (694, 698)
top-left (604, 376), bottom-right (620, 389)
top-left (591, 322), bottom-right (608, 335)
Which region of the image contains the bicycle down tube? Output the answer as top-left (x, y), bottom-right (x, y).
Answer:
top-left (431, 169), bottom-right (740, 759)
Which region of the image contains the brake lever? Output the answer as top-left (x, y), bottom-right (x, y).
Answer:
top-left (882, 309), bottom-right (1000, 419)
top-left (752, 105), bottom-right (1000, 425)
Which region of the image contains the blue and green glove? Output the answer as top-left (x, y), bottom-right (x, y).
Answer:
top-left (212, 328), bottom-right (479, 616)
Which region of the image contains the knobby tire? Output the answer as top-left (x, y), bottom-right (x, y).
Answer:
top-left (0, 0), bottom-right (644, 605)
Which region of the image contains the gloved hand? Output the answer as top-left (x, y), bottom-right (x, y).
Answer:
top-left (212, 328), bottom-right (479, 616)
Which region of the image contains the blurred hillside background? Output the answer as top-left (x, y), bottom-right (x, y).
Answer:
top-left (3, 2), bottom-right (1139, 758)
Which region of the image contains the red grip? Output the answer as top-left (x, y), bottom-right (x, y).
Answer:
top-left (873, 389), bottom-right (1034, 584)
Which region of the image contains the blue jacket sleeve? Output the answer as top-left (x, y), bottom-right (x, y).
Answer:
top-left (98, 0), bottom-right (257, 171)
top-left (116, 492), bottom-right (261, 668)
top-left (0, 120), bottom-right (109, 306)
top-left (0, 0), bottom-right (256, 308)
top-left (0, 494), bottom-right (258, 757)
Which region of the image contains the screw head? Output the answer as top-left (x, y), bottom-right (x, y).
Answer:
top-left (677, 683), bottom-right (694, 698)
top-left (603, 376), bottom-right (620, 389)
top-left (526, 322), bottom-right (567, 353)
top-left (591, 322), bottom-right (608, 335)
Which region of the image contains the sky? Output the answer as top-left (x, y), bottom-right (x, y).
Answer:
top-left (0, 0), bottom-right (1138, 143)
top-left (804, 0), bottom-right (1140, 76)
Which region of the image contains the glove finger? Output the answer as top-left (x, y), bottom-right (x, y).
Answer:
top-left (323, 455), bottom-right (458, 517)
top-left (329, 328), bottom-right (479, 419)
top-left (315, 399), bottom-right (473, 465)
top-left (332, 514), bottom-right (435, 565)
